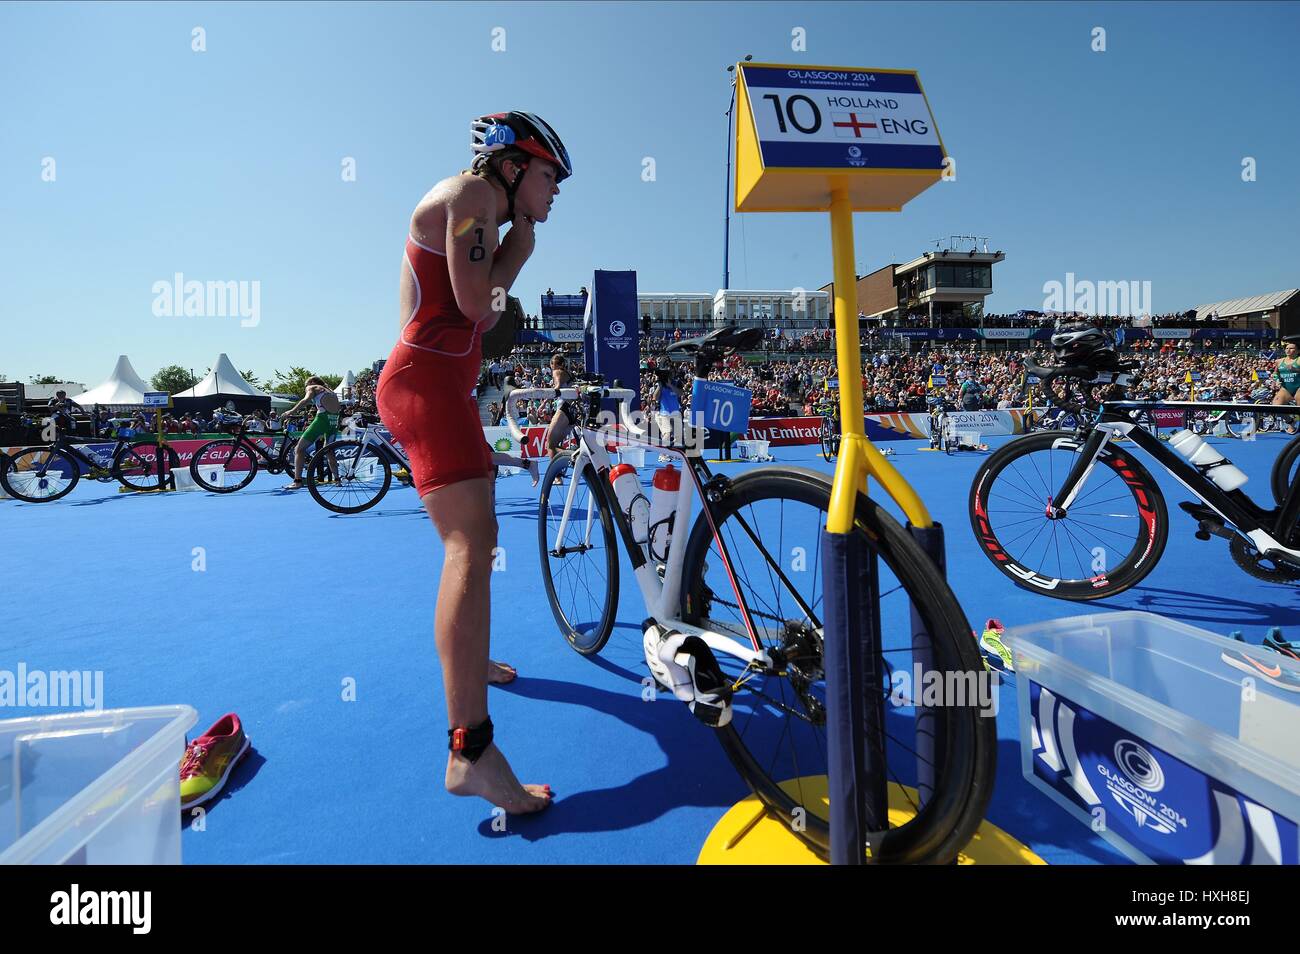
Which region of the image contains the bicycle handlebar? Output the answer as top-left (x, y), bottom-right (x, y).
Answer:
top-left (502, 385), bottom-right (642, 444)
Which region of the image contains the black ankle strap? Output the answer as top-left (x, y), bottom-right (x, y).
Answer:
top-left (449, 717), bottom-right (494, 763)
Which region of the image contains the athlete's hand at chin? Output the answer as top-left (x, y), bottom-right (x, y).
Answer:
top-left (502, 214), bottom-right (536, 260)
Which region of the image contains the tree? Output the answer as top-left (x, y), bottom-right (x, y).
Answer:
top-left (270, 367), bottom-right (341, 395)
top-left (240, 369), bottom-right (262, 389)
top-left (269, 367), bottom-right (313, 396)
top-left (152, 365), bottom-right (198, 394)
top-left (29, 375), bottom-right (61, 385)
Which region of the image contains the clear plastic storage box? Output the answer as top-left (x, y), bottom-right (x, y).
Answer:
top-left (0, 705), bottom-right (197, 864)
top-left (1004, 612), bottom-right (1300, 865)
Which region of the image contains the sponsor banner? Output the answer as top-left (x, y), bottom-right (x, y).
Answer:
top-left (979, 328), bottom-right (1034, 340)
top-left (744, 410), bottom-right (1032, 445)
top-left (1152, 328), bottom-right (1193, 339)
top-left (1152, 408), bottom-right (1187, 427)
top-left (1028, 682), bottom-right (1299, 864)
top-left (8, 438), bottom-right (278, 475)
top-left (879, 327), bottom-right (941, 338)
top-left (742, 417), bottom-right (826, 446)
top-left (483, 425), bottom-right (524, 475)
top-left (547, 329), bottom-right (585, 343)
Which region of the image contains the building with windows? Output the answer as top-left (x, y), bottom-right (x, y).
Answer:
top-left (1193, 289), bottom-right (1298, 337)
top-left (711, 289), bottom-right (830, 326)
top-left (822, 237), bottom-right (1005, 325)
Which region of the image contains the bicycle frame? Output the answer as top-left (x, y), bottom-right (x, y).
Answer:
top-left (1049, 400), bottom-right (1300, 563)
top-left (506, 385), bottom-right (784, 670)
top-left (345, 426), bottom-right (410, 471)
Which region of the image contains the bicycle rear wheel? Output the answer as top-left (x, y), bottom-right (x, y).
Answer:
top-left (307, 438), bottom-right (392, 514)
top-left (190, 439), bottom-right (258, 493)
top-left (678, 467), bottom-right (996, 864)
top-left (538, 453), bottom-right (619, 655)
top-left (1, 447), bottom-right (81, 502)
top-left (969, 430), bottom-right (1169, 601)
top-left (114, 441), bottom-right (180, 492)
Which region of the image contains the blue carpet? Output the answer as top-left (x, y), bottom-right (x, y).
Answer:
top-left (4, 431), bottom-right (1296, 864)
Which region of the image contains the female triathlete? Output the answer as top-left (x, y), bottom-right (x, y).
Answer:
top-left (376, 111), bottom-right (570, 814)
top-left (282, 377), bottom-right (342, 490)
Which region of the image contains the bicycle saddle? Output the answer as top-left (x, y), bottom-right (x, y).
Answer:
top-left (666, 326), bottom-right (763, 355)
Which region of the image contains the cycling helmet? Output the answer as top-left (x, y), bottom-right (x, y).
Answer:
top-left (470, 112), bottom-right (571, 222)
top-left (471, 111), bottom-right (572, 180)
top-left (1050, 323), bottom-right (1117, 367)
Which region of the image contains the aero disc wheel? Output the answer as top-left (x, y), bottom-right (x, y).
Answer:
top-left (190, 439), bottom-right (258, 493)
top-left (969, 430), bottom-right (1169, 601)
top-left (538, 453), bottom-right (619, 655)
top-left (1, 447), bottom-right (81, 502)
top-left (114, 441), bottom-right (180, 492)
top-left (678, 467), bottom-right (996, 864)
top-left (307, 438), bottom-right (392, 514)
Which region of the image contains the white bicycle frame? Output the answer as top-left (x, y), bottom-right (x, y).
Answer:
top-left (505, 385), bottom-right (776, 670)
top-left (339, 425), bottom-right (410, 475)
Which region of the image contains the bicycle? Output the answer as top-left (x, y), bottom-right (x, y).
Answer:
top-left (819, 412), bottom-right (841, 461)
top-left (969, 358), bottom-right (1300, 600)
top-left (188, 414), bottom-right (329, 494)
top-left (304, 422), bottom-right (414, 514)
top-left (508, 326), bottom-right (995, 864)
top-left (0, 419), bottom-right (178, 503)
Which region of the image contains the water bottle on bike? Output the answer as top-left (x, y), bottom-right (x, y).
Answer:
top-left (1169, 429), bottom-right (1248, 492)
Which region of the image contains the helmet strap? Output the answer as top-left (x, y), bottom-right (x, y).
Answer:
top-left (482, 158), bottom-right (529, 222)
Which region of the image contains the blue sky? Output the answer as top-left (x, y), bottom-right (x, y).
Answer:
top-left (2, 1), bottom-right (1297, 386)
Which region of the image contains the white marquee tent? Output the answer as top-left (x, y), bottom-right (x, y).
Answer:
top-left (334, 370), bottom-right (356, 402)
top-left (71, 355), bottom-right (153, 406)
top-left (175, 353), bottom-right (268, 398)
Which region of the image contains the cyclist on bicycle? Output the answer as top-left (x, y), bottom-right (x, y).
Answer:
top-left (375, 110), bottom-right (568, 814)
top-left (281, 378), bottom-right (342, 490)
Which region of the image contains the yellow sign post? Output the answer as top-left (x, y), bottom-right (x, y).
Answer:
top-left (734, 61), bottom-right (947, 531)
top-left (733, 62), bottom-right (956, 865)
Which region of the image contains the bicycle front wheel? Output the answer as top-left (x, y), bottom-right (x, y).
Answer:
top-left (678, 467), bottom-right (996, 864)
top-left (2, 447), bottom-right (81, 502)
top-left (114, 442), bottom-right (180, 492)
top-left (538, 453), bottom-right (620, 655)
top-left (969, 430), bottom-right (1169, 601)
top-left (190, 439), bottom-right (258, 493)
top-left (1272, 433), bottom-right (1300, 506)
top-left (819, 421), bottom-right (835, 461)
top-left (307, 439), bottom-right (392, 514)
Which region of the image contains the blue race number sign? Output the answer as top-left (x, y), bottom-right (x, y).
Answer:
top-left (691, 379), bottom-right (752, 434)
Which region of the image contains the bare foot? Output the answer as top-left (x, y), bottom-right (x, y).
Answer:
top-left (527, 459), bottom-right (539, 487)
top-left (488, 660), bottom-right (517, 685)
top-left (445, 744), bottom-right (551, 814)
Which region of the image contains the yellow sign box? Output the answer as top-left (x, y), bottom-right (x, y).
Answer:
top-left (734, 62), bottom-right (947, 213)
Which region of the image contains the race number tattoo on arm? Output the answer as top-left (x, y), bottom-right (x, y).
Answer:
top-left (469, 227), bottom-right (486, 263)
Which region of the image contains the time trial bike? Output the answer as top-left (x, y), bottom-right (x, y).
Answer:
top-left (0, 421), bottom-right (178, 503)
top-left (970, 358), bottom-right (1300, 600)
top-left (188, 414), bottom-right (330, 494)
top-left (507, 326), bottom-right (995, 864)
